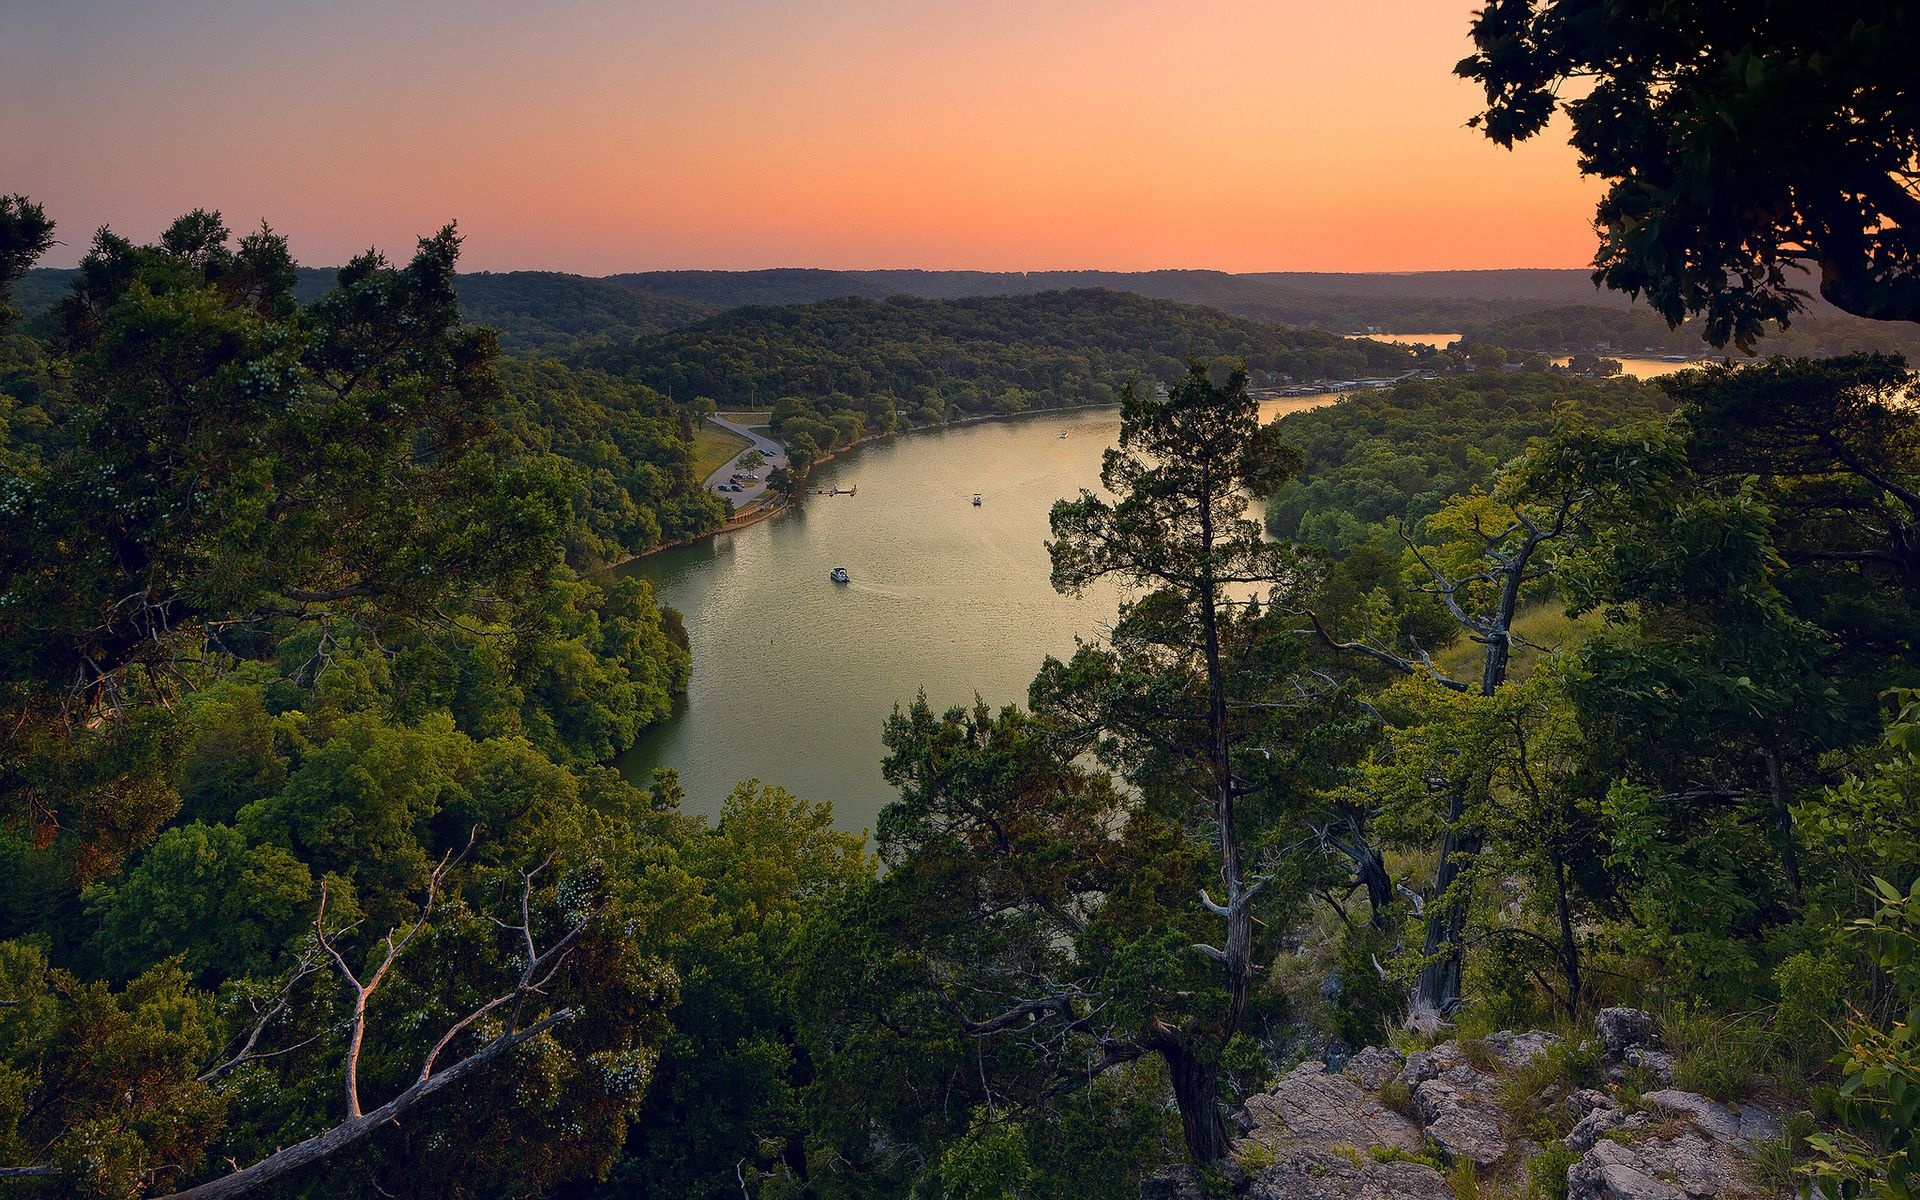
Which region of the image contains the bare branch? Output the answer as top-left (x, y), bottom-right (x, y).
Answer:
top-left (198, 948), bottom-right (325, 1083)
top-left (1295, 609), bottom-right (1470, 693)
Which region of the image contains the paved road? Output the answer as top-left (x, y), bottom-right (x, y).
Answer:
top-left (704, 415), bottom-right (787, 506)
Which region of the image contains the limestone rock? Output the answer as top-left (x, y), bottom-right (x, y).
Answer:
top-left (1413, 1063), bottom-right (1509, 1166)
top-left (1566, 1088), bottom-right (1618, 1122)
top-left (1569, 1138), bottom-right (1691, 1200)
top-left (1482, 1029), bottom-right (1563, 1072)
top-left (1565, 1106), bottom-right (1650, 1155)
top-left (1620, 1048), bottom-right (1676, 1086)
top-left (1642, 1090), bottom-right (1779, 1146)
top-left (1239, 1062), bottom-right (1429, 1164)
top-left (1343, 1045), bottom-right (1406, 1090)
top-left (1398, 1040), bottom-right (1461, 1086)
top-left (1596, 1008), bottom-right (1660, 1061)
top-left (1247, 1158), bottom-right (1453, 1200)
top-left (1568, 1130), bottom-right (1750, 1200)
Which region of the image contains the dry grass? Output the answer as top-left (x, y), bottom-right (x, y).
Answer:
top-left (691, 422), bottom-right (755, 480)
top-left (1433, 601), bottom-right (1606, 682)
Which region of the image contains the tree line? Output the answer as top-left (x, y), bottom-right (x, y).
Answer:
top-left (4, 2), bottom-right (1920, 1184)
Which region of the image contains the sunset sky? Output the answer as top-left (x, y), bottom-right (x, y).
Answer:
top-left (2, 0), bottom-right (1602, 274)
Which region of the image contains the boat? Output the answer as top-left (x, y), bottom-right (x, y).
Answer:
top-left (1058, 432), bottom-right (1068, 439)
top-left (971, 493), bottom-right (982, 506)
top-left (829, 566), bottom-right (850, 584)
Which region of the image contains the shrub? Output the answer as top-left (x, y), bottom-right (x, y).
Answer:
top-left (1500, 1039), bottom-right (1604, 1132)
top-left (1369, 1143), bottom-right (1444, 1169)
top-left (1525, 1141), bottom-right (1579, 1200)
top-left (1331, 922), bottom-right (1404, 1046)
top-left (1769, 950), bottom-right (1843, 1073)
top-left (1449, 1156), bottom-right (1480, 1200)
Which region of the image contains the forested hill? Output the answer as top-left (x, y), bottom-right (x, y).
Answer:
top-left (605, 266), bottom-right (1624, 332)
top-left (580, 288), bottom-right (1416, 417)
top-left (1262, 371), bottom-right (1678, 554)
top-left (16, 266), bottom-right (720, 355)
top-left (447, 272), bottom-right (719, 354)
top-left (25, 262), bottom-right (1917, 360)
top-left (608, 267), bottom-right (1920, 356)
top-left (1459, 302), bottom-right (1920, 360)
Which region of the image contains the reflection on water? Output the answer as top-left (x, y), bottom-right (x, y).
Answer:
top-left (1350, 331), bottom-right (1461, 348)
top-left (1581, 356), bottom-right (1719, 380)
top-left (614, 396), bottom-right (1334, 830)
top-left (1352, 332), bottom-right (1717, 379)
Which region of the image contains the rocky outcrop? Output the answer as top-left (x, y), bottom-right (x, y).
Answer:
top-left (1148, 1009), bottom-right (1787, 1200)
top-left (1641, 1090), bottom-right (1779, 1146)
top-left (1342, 1045), bottom-right (1404, 1090)
top-left (1412, 1062), bottom-right (1510, 1166)
top-left (1596, 1007), bottom-right (1676, 1085)
top-left (1393, 1033), bottom-right (1562, 1166)
top-left (1570, 1135), bottom-right (1729, 1200)
top-left (1228, 1063), bottom-right (1450, 1199)
top-left (1597, 1008), bottom-right (1659, 1059)
top-left (1482, 1029), bottom-right (1563, 1072)
top-left (1559, 1079), bottom-right (1779, 1200)
top-left (1249, 1158), bottom-right (1455, 1200)
top-left (1241, 1063), bottom-right (1429, 1161)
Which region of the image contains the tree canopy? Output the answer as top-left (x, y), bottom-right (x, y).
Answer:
top-left (1460, 1), bottom-right (1920, 344)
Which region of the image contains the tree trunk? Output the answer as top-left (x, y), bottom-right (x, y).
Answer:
top-left (1156, 1033), bottom-right (1230, 1165)
top-left (1355, 842), bottom-right (1393, 928)
top-left (1412, 787), bottom-right (1478, 1021)
top-left (1762, 745), bottom-right (1801, 896)
top-left (1196, 475), bottom-right (1252, 1033)
top-left (156, 1010), bottom-right (572, 1200)
top-left (1550, 851), bottom-right (1581, 1017)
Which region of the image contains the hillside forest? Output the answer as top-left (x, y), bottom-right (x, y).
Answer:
top-left (2, 10), bottom-right (1919, 1191)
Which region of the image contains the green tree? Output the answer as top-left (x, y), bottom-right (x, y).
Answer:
top-left (1038, 362), bottom-right (1313, 1161)
top-left (0, 212), bottom-right (565, 713)
top-left (0, 943), bottom-right (226, 1199)
top-left (0, 195), bottom-right (55, 332)
top-left (613, 781), bottom-right (872, 1199)
top-left (86, 823), bottom-right (311, 984)
top-left (1459, 1), bottom-right (1920, 342)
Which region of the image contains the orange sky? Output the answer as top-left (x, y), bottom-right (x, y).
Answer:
top-left (1, 0), bottom-right (1602, 273)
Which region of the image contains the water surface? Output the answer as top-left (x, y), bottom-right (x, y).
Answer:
top-left (1355, 332), bottom-right (1714, 379)
top-left (616, 397), bottom-right (1333, 830)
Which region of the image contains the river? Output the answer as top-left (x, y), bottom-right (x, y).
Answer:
top-left (615, 395), bottom-right (1338, 831)
top-left (1350, 332), bottom-right (1716, 379)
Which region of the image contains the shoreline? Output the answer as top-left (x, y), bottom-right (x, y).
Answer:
top-left (606, 384), bottom-right (1367, 571)
top-left (603, 399), bottom-right (1125, 568)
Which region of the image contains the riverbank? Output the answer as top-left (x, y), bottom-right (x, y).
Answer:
top-left (615, 387), bottom-right (1355, 570)
top-left (615, 400), bottom-right (1126, 566)
top-left (594, 497), bottom-right (790, 573)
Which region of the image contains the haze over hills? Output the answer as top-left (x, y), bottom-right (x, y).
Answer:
top-left (17, 263), bottom-right (1918, 360)
top-left (10, 266), bottom-right (722, 356)
top-left (600, 267), bottom-right (1631, 331)
top-left (14, 265), bottom-right (1619, 333)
